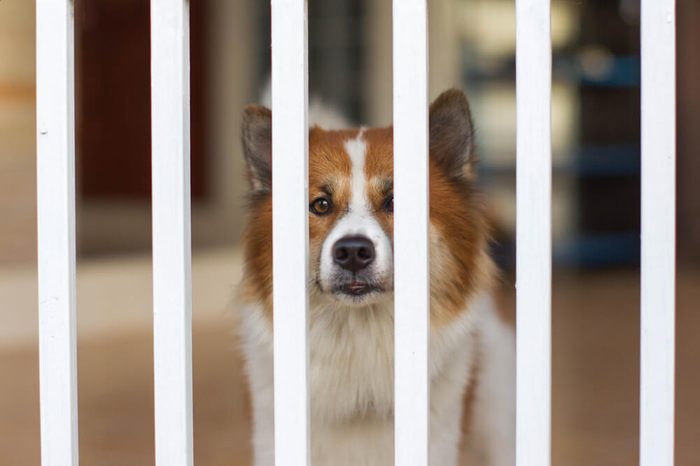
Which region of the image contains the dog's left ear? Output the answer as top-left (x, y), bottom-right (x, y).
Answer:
top-left (429, 89), bottom-right (476, 180)
top-left (241, 105), bottom-right (272, 192)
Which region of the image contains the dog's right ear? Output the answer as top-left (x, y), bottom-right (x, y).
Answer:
top-left (429, 89), bottom-right (476, 181)
top-left (241, 105), bottom-right (272, 192)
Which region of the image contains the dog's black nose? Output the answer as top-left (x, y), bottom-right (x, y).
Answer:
top-left (333, 236), bottom-right (375, 272)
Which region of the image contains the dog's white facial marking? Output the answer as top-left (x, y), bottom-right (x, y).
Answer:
top-left (345, 130), bottom-right (368, 215)
top-left (318, 130), bottom-right (394, 303)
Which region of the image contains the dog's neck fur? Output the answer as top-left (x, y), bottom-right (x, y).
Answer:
top-left (239, 292), bottom-right (500, 466)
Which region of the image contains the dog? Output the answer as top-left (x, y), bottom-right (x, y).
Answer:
top-left (237, 89), bottom-right (515, 466)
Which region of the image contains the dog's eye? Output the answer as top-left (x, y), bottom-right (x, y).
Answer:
top-left (383, 194), bottom-right (393, 213)
top-left (310, 197), bottom-right (332, 216)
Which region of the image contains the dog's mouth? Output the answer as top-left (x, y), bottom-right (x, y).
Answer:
top-left (336, 280), bottom-right (383, 297)
top-left (325, 276), bottom-right (387, 304)
top-left (315, 268), bottom-right (392, 304)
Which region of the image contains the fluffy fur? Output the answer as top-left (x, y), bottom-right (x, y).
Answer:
top-left (237, 89), bottom-right (515, 466)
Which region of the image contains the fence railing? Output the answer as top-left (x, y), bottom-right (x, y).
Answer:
top-left (392, 2), bottom-right (430, 465)
top-left (150, 1), bottom-right (194, 465)
top-left (36, 1), bottom-right (78, 464)
top-left (35, 0), bottom-right (676, 465)
top-left (271, 0), bottom-right (310, 463)
top-left (515, 0), bottom-right (552, 464)
top-left (640, 0), bottom-right (676, 465)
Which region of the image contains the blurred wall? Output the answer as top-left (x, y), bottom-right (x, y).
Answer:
top-left (1, 0), bottom-right (698, 265)
top-left (201, 0), bottom-right (255, 247)
top-left (77, 0), bottom-right (255, 255)
top-left (364, 0), bottom-right (462, 127)
top-left (678, 0), bottom-right (700, 263)
top-left (0, 0), bottom-right (36, 264)
top-left (0, 0), bottom-right (255, 263)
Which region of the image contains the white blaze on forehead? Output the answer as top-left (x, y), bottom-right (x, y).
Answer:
top-left (344, 129), bottom-right (369, 214)
top-left (317, 129), bottom-right (394, 295)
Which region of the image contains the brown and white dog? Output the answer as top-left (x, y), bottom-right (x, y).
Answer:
top-left (237, 89), bottom-right (515, 466)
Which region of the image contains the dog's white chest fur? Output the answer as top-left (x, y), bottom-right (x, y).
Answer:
top-left (240, 293), bottom-right (514, 466)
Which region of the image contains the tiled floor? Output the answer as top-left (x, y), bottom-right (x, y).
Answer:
top-left (1, 250), bottom-right (698, 465)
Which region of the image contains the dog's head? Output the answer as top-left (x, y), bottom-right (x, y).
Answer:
top-left (240, 89), bottom-right (493, 324)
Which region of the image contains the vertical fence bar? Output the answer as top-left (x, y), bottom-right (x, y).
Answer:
top-left (393, 1), bottom-right (430, 465)
top-left (515, 0), bottom-right (552, 465)
top-left (640, 0), bottom-right (676, 465)
top-left (36, 1), bottom-right (78, 464)
top-left (150, 1), bottom-right (193, 465)
top-left (271, 1), bottom-right (310, 464)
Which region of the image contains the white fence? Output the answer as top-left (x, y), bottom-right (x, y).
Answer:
top-left (35, 0), bottom-right (676, 465)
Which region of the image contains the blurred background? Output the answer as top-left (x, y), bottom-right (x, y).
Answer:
top-left (1, 0), bottom-right (699, 464)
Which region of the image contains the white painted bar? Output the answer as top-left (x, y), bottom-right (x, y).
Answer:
top-left (36, 1), bottom-right (79, 464)
top-left (150, 1), bottom-right (194, 465)
top-left (639, 0), bottom-right (676, 465)
top-left (515, 0), bottom-right (552, 465)
top-left (393, 1), bottom-right (430, 465)
top-left (271, 0), bottom-right (310, 465)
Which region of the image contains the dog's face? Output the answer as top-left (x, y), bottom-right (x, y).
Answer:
top-left (240, 90), bottom-right (493, 323)
top-left (308, 127), bottom-right (395, 306)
